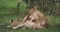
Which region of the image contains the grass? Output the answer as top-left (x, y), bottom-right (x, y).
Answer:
top-left (0, 0), bottom-right (60, 32)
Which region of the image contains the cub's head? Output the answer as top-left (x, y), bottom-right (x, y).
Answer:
top-left (7, 19), bottom-right (23, 29)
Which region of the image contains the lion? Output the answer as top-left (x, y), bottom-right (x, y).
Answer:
top-left (22, 6), bottom-right (49, 29)
top-left (7, 19), bottom-right (25, 29)
top-left (7, 19), bottom-right (37, 29)
top-left (23, 6), bottom-right (45, 23)
top-left (7, 19), bottom-right (45, 29)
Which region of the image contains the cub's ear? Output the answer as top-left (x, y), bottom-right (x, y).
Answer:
top-left (11, 19), bottom-right (13, 23)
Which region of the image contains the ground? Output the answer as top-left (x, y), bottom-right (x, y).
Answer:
top-left (0, 0), bottom-right (60, 32)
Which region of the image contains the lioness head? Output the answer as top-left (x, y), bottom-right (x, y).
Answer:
top-left (7, 19), bottom-right (24, 29)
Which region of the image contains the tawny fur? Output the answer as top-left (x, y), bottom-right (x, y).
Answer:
top-left (7, 19), bottom-right (45, 29)
top-left (23, 6), bottom-right (49, 28)
top-left (7, 6), bottom-right (49, 29)
top-left (7, 20), bottom-right (25, 29)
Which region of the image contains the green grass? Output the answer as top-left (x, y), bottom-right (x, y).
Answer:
top-left (0, 15), bottom-right (60, 32)
top-left (0, 0), bottom-right (60, 32)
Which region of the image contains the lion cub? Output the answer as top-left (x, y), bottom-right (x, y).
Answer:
top-left (7, 19), bottom-right (43, 29)
top-left (7, 19), bottom-right (25, 29)
top-left (7, 19), bottom-right (36, 29)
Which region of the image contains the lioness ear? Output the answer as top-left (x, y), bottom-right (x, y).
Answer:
top-left (11, 19), bottom-right (13, 23)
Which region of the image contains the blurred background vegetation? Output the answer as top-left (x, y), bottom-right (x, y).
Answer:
top-left (0, 0), bottom-right (60, 32)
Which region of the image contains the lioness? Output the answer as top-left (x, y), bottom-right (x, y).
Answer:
top-left (23, 6), bottom-right (44, 23)
top-left (23, 6), bottom-right (49, 28)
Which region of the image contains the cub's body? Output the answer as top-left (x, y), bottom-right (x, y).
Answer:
top-left (7, 20), bottom-right (36, 29)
